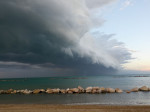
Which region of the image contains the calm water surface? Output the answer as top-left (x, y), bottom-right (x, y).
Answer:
top-left (0, 75), bottom-right (150, 105)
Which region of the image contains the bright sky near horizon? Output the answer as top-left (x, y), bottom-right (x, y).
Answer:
top-left (99, 0), bottom-right (150, 71)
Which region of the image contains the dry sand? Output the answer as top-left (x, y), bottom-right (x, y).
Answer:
top-left (0, 104), bottom-right (150, 112)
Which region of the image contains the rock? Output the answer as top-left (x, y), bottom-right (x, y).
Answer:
top-left (5, 89), bottom-right (14, 94)
top-left (139, 86), bottom-right (149, 91)
top-left (92, 87), bottom-right (101, 93)
top-left (86, 87), bottom-right (93, 93)
top-left (39, 89), bottom-right (45, 93)
top-left (23, 89), bottom-right (32, 94)
top-left (100, 87), bottom-right (106, 93)
top-left (0, 90), bottom-right (5, 94)
top-left (2, 90), bottom-right (6, 94)
top-left (32, 89), bottom-right (45, 94)
top-left (70, 88), bottom-right (79, 93)
top-left (33, 89), bottom-right (41, 94)
top-left (52, 89), bottom-right (60, 93)
top-left (60, 89), bottom-right (66, 94)
top-left (17, 90), bottom-right (29, 94)
top-left (130, 87), bottom-right (139, 92)
top-left (66, 88), bottom-right (73, 94)
top-left (78, 86), bottom-right (84, 93)
top-left (96, 89), bottom-right (101, 93)
top-left (67, 90), bottom-right (73, 94)
top-left (66, 88), bottom-right (70, 93)
top-left (126, 90), bottom-right (131, 93)
top-left (115, 88), bottom-right (123, 93)
top-left (93, 87), bottom-right (100, 90)
top-left (86, 87), bottom-right (93, 90)
top-left (16, 90), bottom-right (20, 93)
top-left (0, 90), bottom-right (4, 94)
top-left (11, 90), bottom-right (17, 94)
top-left (106, 88), bottom-right (115, 93)
top-left (46, 88), bottom-right (60, 94)
top-left (91, 89), bottom-right (98, 94)
top-left (46, 89), bottom-right (53, 94)
top-left (16, 90), bottom-right (24, 94)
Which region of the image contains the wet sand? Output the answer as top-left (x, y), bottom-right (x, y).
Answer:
top-left (0, 104), bottom-right (150, 112)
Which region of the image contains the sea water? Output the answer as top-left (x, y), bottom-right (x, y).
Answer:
top-left (0, 74), bottom-right (150, 105)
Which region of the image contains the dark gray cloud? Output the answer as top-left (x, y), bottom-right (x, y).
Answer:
top-left (0, 0), bottom-right (131, 77)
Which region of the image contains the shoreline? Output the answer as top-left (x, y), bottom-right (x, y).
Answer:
top-left (0, 104), bottom-right (150, 112)
top-left (0, 102), bottom-right (149, 106)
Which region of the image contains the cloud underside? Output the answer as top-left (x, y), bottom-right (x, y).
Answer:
top-left (0, 0), bottom-right (131, 76)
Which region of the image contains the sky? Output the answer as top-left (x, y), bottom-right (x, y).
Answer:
top-left (0, 0), bottom-right (149, 78)
top-left (99, 0), bottom-right (150, 71)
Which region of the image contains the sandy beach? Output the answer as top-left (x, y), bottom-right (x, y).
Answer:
top-left (0, 104), bottom-right (150, 112)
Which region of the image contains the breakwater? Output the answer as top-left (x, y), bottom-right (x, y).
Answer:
top-left (0, 86), bottom-right (149, 94)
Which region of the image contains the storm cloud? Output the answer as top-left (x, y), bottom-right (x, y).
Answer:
top-left (0, 0), bottom-right (131, 76)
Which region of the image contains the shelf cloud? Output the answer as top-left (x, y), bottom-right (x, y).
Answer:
top-left (0, 0), bottom-right (131, 76)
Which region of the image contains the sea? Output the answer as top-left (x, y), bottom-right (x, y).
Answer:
top-left (0, 74), bottom-right (150, 105)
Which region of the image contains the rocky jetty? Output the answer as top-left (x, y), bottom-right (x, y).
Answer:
top-left (0, 86), bottom-right (150, 95)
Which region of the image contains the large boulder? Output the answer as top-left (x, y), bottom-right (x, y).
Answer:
top-left (39, 89), bottom-right (45, 93)
top-left (46, 89), bottom-right (53, 94)
top-left (16, 90), bottom-right (24, 94)
top-left (0, 90), bottom-right (4, 94)
top-left (106, 88), bottom-right (115, 93)
top-left (100, 87), bottom-right (106, 93)
top-left (23, 89), bottom-right (32, 94)
top-left (115, 88), bottom-right (123, 93)
top-left (130, 87), bottom-right (139, 92)
top-left (33, 89), bottom-right (41, 94)
top-left (52, 89), bottom-right (60, 93)
top-left (11, 90), bottom-right (17, 94)
top-left (67, 91), bottom-right (73, 94)
top-left (66, 89), bottom-right (73, 94)
top-left (60, 89), bottom-right (66, 94)
top-left (92, 87), bottom-right (101, 93)
top-left (91, 89), bottom-right (97, 94)
top-left (70, 88), bottom-right (79, 93)
top-left (16, 90), bottom-right (21, 94)
top-left (5, 89), bottom-right (14, 94)
top-left (96, 89), bottom-right (101, 93)
top-left (46, 88), bottom-right (60, 94)
top-left (139, 86), bottom-right (149, 91)
top-left (78, 86), bottom-right (84, 93)
top-left (86, 87), bottom-right (93, 93)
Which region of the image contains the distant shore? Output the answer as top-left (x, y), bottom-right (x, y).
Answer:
top-left (0, 104), bottom-right (150, 112)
